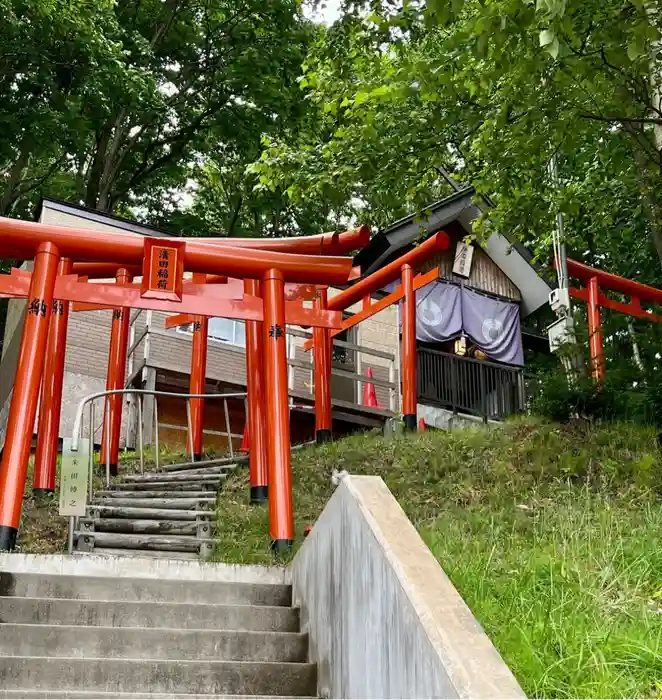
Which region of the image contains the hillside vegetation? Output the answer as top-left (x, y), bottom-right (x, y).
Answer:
top-left (213, 418), bottom-right (662, 698)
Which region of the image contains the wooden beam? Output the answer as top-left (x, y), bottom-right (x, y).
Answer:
top-left (302, 266), bottom-right (440, 351)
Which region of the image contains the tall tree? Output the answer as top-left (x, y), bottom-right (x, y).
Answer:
top-left (251, 1), bottom-right (662, 276)
top-left (0, 0), bottom-right (320, 226)
top-left (0, 0), bottom-right (129, 216)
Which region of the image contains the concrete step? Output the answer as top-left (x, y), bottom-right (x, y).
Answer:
top-left (0, 657), bottom-right (316, 696)
top-left (94, 497), bottom-right (216, 509)
top-left (0, 572), bottom-right (291, 606)
top-left (0, 624), bottom-right (308, 662)
top-left (109, 479), bottom-right (224, 491)
top-left (80, 519), bottom-right (206, 535)
top-left (122, 468), bottom-right (234, 483)
top-left (84, 548), bottom-right (201, 560)
top-left (0, 597), bottom-right (300, 631)
top-left (95, 490), bottom-right (218, 499)
top-left (75, 532), bottom-right (205, 552)
top-left (86, 506), bottom-right (210, 520)
top-left (0, 692), bottom-right (315, 699)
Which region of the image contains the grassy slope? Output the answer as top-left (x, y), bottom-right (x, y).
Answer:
top-left (213, 418), bottom-right (662, 698)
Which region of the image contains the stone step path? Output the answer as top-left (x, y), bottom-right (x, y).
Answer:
top-left (75, 455), bottom-right (247, 560)
top-left (0, 560), bottom-right (316, 698)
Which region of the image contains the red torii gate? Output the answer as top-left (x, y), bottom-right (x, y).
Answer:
top-left (0, 218), bottom-right (359, 553)
top-left (0, 217), bottom-right (448, 553)
top-left (567, 258), bottom-right (662, 382)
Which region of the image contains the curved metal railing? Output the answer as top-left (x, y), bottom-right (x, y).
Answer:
top-left (67, 386), bottom-right (246, 554)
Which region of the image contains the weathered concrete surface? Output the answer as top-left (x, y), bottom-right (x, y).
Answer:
top-left (290, 475), bottom-right (525, 699)
top-left (0, 553), bottom-right (288, 584)
top-left (417, 403), bottom-right (500, 430)
top-left (0, 624), bottom-right (308, 662)
top-left (0, 657), bottom-right (317, 696)
top-left (0, 693), bottom-right (313, 699)
top-left (0, 596), bottom-right (300, 632)
top-left (0, 572), bottom-right (291, 606)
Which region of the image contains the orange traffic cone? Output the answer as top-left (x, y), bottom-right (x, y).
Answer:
top-left (418, 417), bottom-right (426, 432)
top-left (238, 421), bottom-right (249, 454)
top-left (362, 367), bottom-right (380, 408)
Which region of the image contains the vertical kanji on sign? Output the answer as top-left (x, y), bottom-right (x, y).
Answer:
top-left (140, 238), bottom-right (185, 301)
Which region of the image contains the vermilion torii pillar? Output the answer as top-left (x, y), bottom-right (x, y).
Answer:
top-left (313, 288), bottom-right (332, 443)
top-left (245, 279), bottom-right (269, 504)
top-left (587, 276), bottom-right (605, 384)
top-left (401, 263), bottom-right (417, 431)
top-left (262, 269), bottom-right (294, 552)
top-left (33, 257), bottom-right (73, 496)
top-left (0, 242), bottom-right (59, 551)
top-left (100, 268), bottom-right (133, 476)
top-left (188, 313), bottom-right (209, 461)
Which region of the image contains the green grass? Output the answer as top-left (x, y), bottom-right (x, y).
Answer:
top-left (18, 418), bottom-right (662, 696)
top-left (212, 418), bottom-right (662, 698)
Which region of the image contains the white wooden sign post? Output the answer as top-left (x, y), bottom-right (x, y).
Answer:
top-left (59, 437), bottom-right (89, 517)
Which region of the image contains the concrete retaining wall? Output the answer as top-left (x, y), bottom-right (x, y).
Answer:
top-left (290, 475), bottom-right (524, 699)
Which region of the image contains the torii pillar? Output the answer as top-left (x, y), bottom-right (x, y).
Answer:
top-left (313, 288), bottom-right (332, 443)
top-left (0, 242), bottom-right (59, 551)
top-left (33, 257), bottom-right (73, 496)
top-left (100, 268), bottom-right (133, 476)
top-left (245, 279), bottom-right (269, 503)
top-left (262, 269), bottom-right (293, 552)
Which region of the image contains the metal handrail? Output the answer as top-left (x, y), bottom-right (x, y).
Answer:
top-left (72, 388), bottom-right (246, 454)
top-left (66, 386), bottom-right (246, 554)
top-left (417, 346), bottom-right (524, 422)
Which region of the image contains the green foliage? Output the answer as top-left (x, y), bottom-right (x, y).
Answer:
top-left (252, 0), bottom-right (662, 279)
top-left (530, 367), bottom-right (656, 424)
top-left (209, 420), bottom-right (662, 696)
top-left (0, 0), bottom-right (334, 236)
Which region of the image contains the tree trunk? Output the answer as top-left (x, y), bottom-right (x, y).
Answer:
top-left (0, 140), bottom-right (32, 216)
top-left (648, 2), bottom-right (662, 268)
top-left (627, 320), bottom-right (645, 373)
top-left (85, 125), bottom-right (113, 209)
top-left (227, 195), bottom-right (243, 236)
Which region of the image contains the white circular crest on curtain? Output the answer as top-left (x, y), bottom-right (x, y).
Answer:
top-left (481, 318), bottom-right (504, 342)
top-left (419, 294), bottom-right (443, 327)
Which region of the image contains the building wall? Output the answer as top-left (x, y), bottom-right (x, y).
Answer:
top-left (147, 311), bottom-right (248, 387)
top-left (420, 229), bottom-right (522, 302)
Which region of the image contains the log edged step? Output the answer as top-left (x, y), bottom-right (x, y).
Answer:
top-left (159, 455), bottom-right (247, 473)
top-left (96, 490), bottom-right (218, 499)
top-left (94, 497), bottom-right (216, 509)
top-left (75, 532), bottom-right (210, 552)
top-left (122, 467), bottom-right (235, 482)
top-left (79, 519), bottom-right (207, 535)
top-left (86, 506), bottom-right (210, 520)
top-left (108, 480), bottom-right (224, 492)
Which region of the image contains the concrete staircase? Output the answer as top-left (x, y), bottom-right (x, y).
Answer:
top-left (75, 456), bottom-right (243, 560)
top-left (0, 568), bottom-right (316, 698)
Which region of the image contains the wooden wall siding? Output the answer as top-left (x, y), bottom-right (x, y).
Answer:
top-left (370, 364), bottom-right (393, 410)
top-left (153, 370), bottom-right (374, 451)
top-left (420, 244), bottom-right (522, 302)
top-left (155, 384), bottom-right (245, 453)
